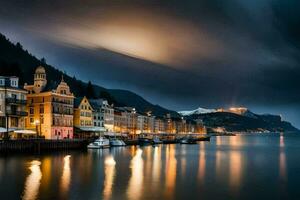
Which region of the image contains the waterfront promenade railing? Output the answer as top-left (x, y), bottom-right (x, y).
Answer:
top-left (0, 139), bottom-right (90, 153)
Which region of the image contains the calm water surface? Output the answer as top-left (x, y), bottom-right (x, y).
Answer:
top-left (1, 133), bottom-right (300, 200)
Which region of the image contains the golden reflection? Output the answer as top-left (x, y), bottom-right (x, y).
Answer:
top-left (229, 151), bottom-right (242, 190)
top-left (181, 145), bottom-right (187, 176)
top-left (152, 147), bottom-right (161, 186)
top-left (130, 146), bottom-right (136, 157)
top-left (127, 148), bottom-right (143, 200)
top-left (279, 151), bottom-right (287, 181)
top-left (22, 160), bottom-right (42, 200)
top-left (279, 133), bottom-right (287, 181)
top-left (165, 145), bottom-right (177, 198)
top-left (60, 155), bottom-right (71, 196)
top-left (146, 147), bottom-right (152, 178)
top-left (103, 155), bottom-right (116, 200)
top-left (229, 136), bottom-right (242, 147)
top-left (216, 136), bottom-right (222, 146)
top-left (40, 157), bottom-right (51, 190)
top-left (215, 150), bottom-right (222, 178)
top-left (280, 133), bottom-right (285, 148)
top-left (198, 143), bottom-right (206, 183)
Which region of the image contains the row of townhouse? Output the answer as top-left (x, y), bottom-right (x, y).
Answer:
top-left (0, 65), bottom-right (205, 140)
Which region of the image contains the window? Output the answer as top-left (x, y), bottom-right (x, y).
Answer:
top-left (30, 118), bottom-right (34, 123)
top-left (30, 107), bottom-right (34, 115)
top-left (94, 122), bottom-right (97, 126)
top-left (39, 105), bottom-right (44, 113)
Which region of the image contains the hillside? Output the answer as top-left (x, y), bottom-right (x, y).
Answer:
top-left (0, 33), bottom-right (179, 117)
top-left (185, 111), bottom-right (298, 132)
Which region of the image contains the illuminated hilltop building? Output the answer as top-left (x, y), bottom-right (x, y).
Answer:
top-left (24, 66), bottom-right (74, 139)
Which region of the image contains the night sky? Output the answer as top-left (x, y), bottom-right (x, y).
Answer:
top-left (0, 0), bottom-right (300, 127)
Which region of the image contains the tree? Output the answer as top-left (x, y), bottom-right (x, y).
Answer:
top-left (40, 57), bottom-right (46, 65)
top-left (86, 81), bottom-right (96, 99)
top-left (16, 42), bottom-right (23, 49)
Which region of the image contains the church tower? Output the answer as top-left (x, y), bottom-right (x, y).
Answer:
top-left (33, 66), bottom-right (47, 93)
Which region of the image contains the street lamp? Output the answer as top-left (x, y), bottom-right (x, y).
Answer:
top-left (34, 120), bottom-right (40, 138)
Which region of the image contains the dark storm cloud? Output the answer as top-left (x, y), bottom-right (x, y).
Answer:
top-left (0, 0), bottom-right (300, 126)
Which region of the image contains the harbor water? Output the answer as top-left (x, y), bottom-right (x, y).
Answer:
top-left (0, 133), bottom-right (299, 200)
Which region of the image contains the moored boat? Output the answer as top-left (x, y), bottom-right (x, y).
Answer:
top-left (152, 136), bottom-right (163, 144)
top-left (195, 136), bottom-right (211, 141)
top-left (138, 137), bottom-right (152, 146)
top-left (110, 138), bottom-right (126, 146)
top-left (87, 137), bottom-right (110, 149)
top-left (180, 137), bottom-right (197, 144)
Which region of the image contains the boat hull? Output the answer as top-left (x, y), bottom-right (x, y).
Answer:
top-left (110, 140), bottom-right (126, 146)
top-left (138, 138), bottom-right (152, 146)
top-left (87, 145), bottom-right (110, 149)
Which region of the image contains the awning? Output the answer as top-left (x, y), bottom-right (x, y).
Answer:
top-left (76, 126), bottom-right (106, 132)
top-left (104, 132), bottom-right (124, 136)
top-left (14, 130), bottom-right (37, 134)
top-left (0, 127), bottom-right (16, 133)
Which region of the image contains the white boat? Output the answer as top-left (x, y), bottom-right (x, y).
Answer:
top-left (110, 138), bottom-right (126, 146)
top-left (87, 137), bottom-right (110, 149)
top-left (152, 136), bottom-right (163, 144)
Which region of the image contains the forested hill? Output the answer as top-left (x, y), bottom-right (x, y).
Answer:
top-left (0, 33), bottom-right (179, 117)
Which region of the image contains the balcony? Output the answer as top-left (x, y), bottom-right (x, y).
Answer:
top-left (6, 110), bottom-right (28, 116)
top-left (6, 98), bottom-right (27, 105)
top-left (52, 110), bottom-right (73, 115)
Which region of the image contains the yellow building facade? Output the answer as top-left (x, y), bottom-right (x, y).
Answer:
top-left (24, 66), bottom-right (74, 139)
top-left (73, 96), bottom-right (93, 128)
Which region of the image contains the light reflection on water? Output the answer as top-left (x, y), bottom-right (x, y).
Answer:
top-left (22, 160), bottom-right (42, 200)
top-left (0, 133), bottom-right (299, 200)
top-left (198, 142), bottom-right (206, 183)
top-left (103, 155), bottom-right (116, 200)
top-left (127, 148), bottom-right (144, 200)
top-left (164, 145), bottom-right (177, 199)
top-left (152, 146), bottom-right (161, 191)
top-left (229, 137), bottom-right (243, 191)
top-left (60, 155), bottom-right (71, 197)
top-left (279, 133), bottom-right (287, 182)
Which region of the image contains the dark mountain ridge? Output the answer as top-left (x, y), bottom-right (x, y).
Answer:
top-left (185, 111), bottom-right (298, 132)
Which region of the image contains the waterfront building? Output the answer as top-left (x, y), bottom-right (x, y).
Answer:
top-left (194, 119), bottom-right (207, 134)
top-left (136, 114), bottom-right (155, 134)
top-left (121, 107), bottom-right (137, 135)
top-left (174, 118), bottom-right (187, 134)
top-left (164, 114), bottom-right (177, 134)
top-left (136, 114), bottom-right (146, 134)
top-left (89, 99), bottom-right (114, 132)
top-left (113, 109), bottom-right (126, 133)
top-left (24, 66), bottom-right (74, 139)
top-left (74, 96), bottom-right (99, 137)
top-left (113, 107), bottom-right (138, 134)
top-left (154, 117), bottom-right (165, 133)
top-left (0, 76), bottom-right (27, 138)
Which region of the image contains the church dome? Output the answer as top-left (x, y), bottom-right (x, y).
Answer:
top-left (35, 66), bottom-right (46, 74)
